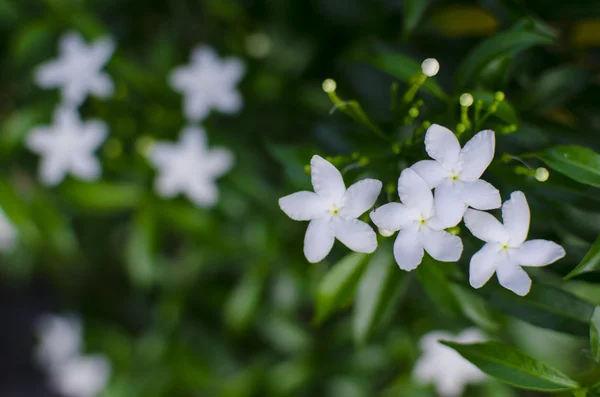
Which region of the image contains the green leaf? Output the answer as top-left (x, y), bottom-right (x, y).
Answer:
top-left (456, 24), bottom-right (554, 89)
top-left (31, 191), bottom-right (77, 256)
top-left (353, 246), bottom-right (408, 344)
top-left (442, 341), bottom-right (580, 391)
top-left (371, 53), bottom-right (448, 100)
top-left (403, 0), bottom-right (430, 36)
top-left (416, 256), bottom-right (460, 316)
top-left (224, 268), bottom-right (265, 333)
top-left (534, 145), bottom-right (600, 188)
top-left (60, 181), bottom-right (143, 212)
top-left (126, 205), bottom-right (156, 289)
top-left (565, 235), bottom-right (600, 279)
top-left (591, 306), bottom-right (600, 362)
top-left (0, 177), bottom-right (40, 246)
top-left (470, 90), bottom-right (519, 125)
top-left (314, 253), bottom-right (369, 324)
top-left (517, 66), bottom-right (590, 112)
top-left (479, 283), bottom-right (594, 336)
top-left (452, 284), bottom-right (499, 331)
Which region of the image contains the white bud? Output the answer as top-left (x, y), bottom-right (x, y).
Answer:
top-left (535, 167), bottom-right (549, 182)
top-left (421, 58), bottom-right (440, 77)
top-left (459, 93), bottom-right (474, 107)
top-left (322, 78), bottom-right (337, 93)
top-left (378, 228), bottom-right (394, 237)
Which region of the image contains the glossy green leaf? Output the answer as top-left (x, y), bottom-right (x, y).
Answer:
top-left (442, 341), bottom-right (580, 391)
top-left (371, 53), bottom-right (448, 100)
top-left (126, 205), bottom-right (156, 289)
top-left (591, 306), bottom-right (600, 362)
top-left (224, 268), bottom-right (265, 333)
top-left (353, 246), bottom-right (407, 344)
top-left (31, 191), bottom-right (77, 256)
top-left (416, 256), bottom-right (460, 316)
top-left (535, 145), bottom-right (600, 188)
top-left (0, 177), bottom-right (40, 246)
top-left (456, 25), bottom-right (554, 89)
top-left (565, 235), bottom-right (600, 279)
top-left (60, 181), bottom-right (143, 212)
top-left (470, 90), bottom-right (519, 125)
top-left (479, 283), bottom-right (594, 336)
top-left (403, 0), bottom-right (430, 36)
top-left (314, 253), bottom-right (369, 324)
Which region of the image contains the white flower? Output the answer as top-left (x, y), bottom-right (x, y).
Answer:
top-left (26, 107), bottom-right (108, 186)
top-left (279, 155), bottom-right (382, 263)
top-left (149, 125), bottom-right (234, 207)
top-left (35, 32), bottom-right (115, 106)
top-left (34, 314), bottom-right (82, 369)
top-left (49, 355), bottom-right (111, 397)
top-left (169, 46), bottom-right (245, 122)
top-left (370, 168), bottom-right (463, 271)
top-left (464, 191), bottom-right (565, 296)
top-left (411, 124), bottom-right (501, 227)
top-left (0, 207), bottom-right (17, 251)
top-left (413, 328), bottom-right (488, 397)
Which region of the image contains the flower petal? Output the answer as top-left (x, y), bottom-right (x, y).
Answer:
top-left (411, 160), bottom-right (450, 188)
top-left (460, 180), bottom-right (501, 211)
top-left (502, 191), bottom-right (530, 246)
top-left (458, 130), bottom-right (495, 181)
top-left (433, 180), bottom-right (466, 228)
top-left (40, 156), bottom-right (68, 186)
top-left (423, 229), bottom-right (463, 262)
top-left (398, 168), bottom-right (433, 218)
top-left (370, 202), bottom-right (417, 231)
top-left (304, 218), bottom-right (335, 263)
top-left (496, 263), bottom-right (532, 296)
top-left (279, 191), bottom-right (327, 221)
top-left (424, 124), bottom-right (461, 169)
top-left (26, 127), bottom-right (54, 153)
top-left (310, 155), bottom-right (346, 201)
top-left (469, 243), bottom-right (499, 288)
top-left (513, 240), bottom-right (565, 267)
top-left (71, 155), bottom-right (101, 181)
top-left (214, 91), bottom-right (243, 114)
top-left (334, 218), bottom-right (377, 253)
top-left (464, 209), bottom-right (509, 243)
top-left (206, 148), bottom-right (235, 177)
top-left (186, 180), bottom-right (219, 208)
top-left (341, 178), bottom-right (382, 218)
top-left (393, 226), bottom-right (424, 271)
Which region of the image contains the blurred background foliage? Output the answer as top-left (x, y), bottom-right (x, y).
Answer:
top-left (3, 0), bottom-right (600, 396)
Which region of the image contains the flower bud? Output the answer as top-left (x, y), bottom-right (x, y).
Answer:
top-left (322, 79), bottom-right (337, 93)
top-left (535, 167), bottom-right (549, 182)
top-left (459, 93), bottom-right (474, 107)
top-left (378, 228), bottom-right (394, 237)
top-left (421, 58), bottom-right (440, 77)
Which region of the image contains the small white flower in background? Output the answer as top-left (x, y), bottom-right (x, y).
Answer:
top-left (35, 314), bottom-right (111, 397)
top-left (370, 168), bottom-right (463, 271)
top-left (26, 107), bottom-right (108, 186)
top-left (34, 314), bottom-right (82, 368)
top-left (464, 191), bottom-right (565, 296)
top-left (0, 207), bottom-right (18, 252)
top-left (279, 155), bottom-right (382, 263)
top-left (35, 32), bottom-right (115, 107)
top-left (49, 355), bottom-right (111, 397)
top-left (169, 46), bottom-right (246, 122)
top-left (149, 125), bottom-right (234, 207)
top-left (413, 328), bottom-right (488, 397)
top-left (411, 124), bottom-right (501, 227)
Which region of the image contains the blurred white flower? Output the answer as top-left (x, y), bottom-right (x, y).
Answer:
top-left (411, 124), bottom-right (501, 227)
top-left (26, 107), bottom-right (108, 186)
top-left (169, 46), bottom-right (245, 122)
top-left (35, 32), bottom-right (115, 106)
top-left (0, 207), bottom-right (17, 251)
top-left (279, 155), bottom-right (382, 263)
top-left (149, 125), bottom-right (234, 207)
top-left (413, 328), bottom-right (488, 397)
top-left (49, 355), bottom-right (111, 397)
top-left (34, 314), bottom-right (82, 369)
top-left (370, 169), bottom-right (462, 270)
top-left (464, 191), bottom-right (566, 296)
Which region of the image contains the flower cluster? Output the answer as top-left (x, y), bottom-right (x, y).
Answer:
top-left (35, 314), bottom-right (111, 397)
top-left (279, 124), bottom-right (565, 296)
top-left (28, 32), bottom-right (114, 186)
top-left (148, 46), bottom-right (244, 207)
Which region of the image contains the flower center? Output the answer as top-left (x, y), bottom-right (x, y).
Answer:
top-left (450, 173), bottom-right (460, 181)
top-left (500, 243), bottom-right (509, 251)
top-left (418, 217), bottom-right (428, 229)
top-left (329, 205), bottom-right (341, 217)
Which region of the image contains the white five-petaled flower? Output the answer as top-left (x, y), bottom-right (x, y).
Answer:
top-left (464, 191), bottom-right (565, 296)
top-left (35, 32), bottom-right (115, 106)
top-left (49, 355), bottom-right (111, 397)
top-left (413, 328), bottom-right (488, 397)
top-left (26, 107), bottom-right (108, 186)
top-left (279, 155), bottom-right (382, 263)
top-left (0, 207), bottom-right (17, 252)
top-left (149, 126), bottom-right (234, 207)
top-left (169, 46), bottom-right (246, 122)
top-left (370, 168), bottom-right (463, 271)
top-left (411, 124), bottom-right (501, 227)
top-left (34, 314), bottom-right (82, 368)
